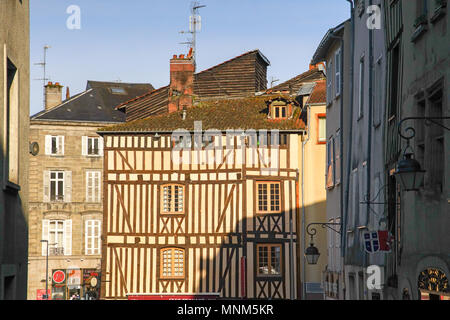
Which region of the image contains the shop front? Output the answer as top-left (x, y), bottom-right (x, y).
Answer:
top-left (50, 269), bottom-right (101, 300)
top-left (418, 268), bottom-right (450, 300)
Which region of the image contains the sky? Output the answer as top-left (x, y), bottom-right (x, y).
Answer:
top-left (30, 0), bottom-right (349, 115)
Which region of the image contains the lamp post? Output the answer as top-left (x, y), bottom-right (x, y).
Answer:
top-left (304, 222), bottom-right (341, 265)
top-left (395, 117), bottom-right (449, 191)
top-left (40, 240), bottom-right (56, 300)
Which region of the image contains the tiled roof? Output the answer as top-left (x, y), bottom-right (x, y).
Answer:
top-left (99, 95), bottom-right (305, 133)
top-left (307, 80), bottom-right (326, 104)
top-left (117, 50), bottom-right (270, 122)
top-left (270, 68), bottom-right (325, 93)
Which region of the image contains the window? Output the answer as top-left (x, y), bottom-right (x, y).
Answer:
top-left (373, 56), bottom-right (383, 127)
top-left (161, 184), bottom-right (185, 214)
top-left (427, 87), bottom-right (444, 191)
top-left (85, 220), bottom-right (101, 255)
top-left (335, 49), bottom-right (341, 97)
top-left (160, 248), bottom-right (185, 279)
top-left (110, 87), bottom-right (126, 95)
top-left (326, 60), bottom-right (333, 104)
top-left (335, 129), bottom-right (341, 185)
top-left (358, 57), bottom-right (365, 119)
top-left (50, 171), bottom-right (65, 202)
top-left (43, 170), bottom-right (72, 203)
top-left (4, 57), bottom-right (19, 185)
top-left (326, 137), bottom-right (335, 189)
top-left (86, 171), bottom-right (101, 202)
top-left (45, 136), bottom-right (64, 156)
top-left (42, 219), bottom-right (72, 256)
top-left (389, 45), bottom-right (400, 119)
top-left (257, 244), bottom-right (282, 276)
top-left (256, 182), bottom-right (281, 214)
top-left (271, 102), bottom-right (288, 120)
top-left (82, 136), bottom-right (103, 156)
top-left (318, 115), bottom-right (327, 144)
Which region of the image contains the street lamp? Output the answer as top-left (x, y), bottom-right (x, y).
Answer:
top-left (305, 222), bottom-right (341, 265)
top-left (395, 117), bottom-right (449, 191)
top-left (40, 240), bottom-right (56, 300)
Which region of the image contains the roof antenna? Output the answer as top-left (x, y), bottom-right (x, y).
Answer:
top-left (34, 45), bottom-right (51, 109)
top-left (180, 1), bottom-right (206, 67)
top-left (270, 77), bottom-right (279, 89)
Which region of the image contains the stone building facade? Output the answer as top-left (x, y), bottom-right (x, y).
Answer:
top-left (27, 81), bottom-right (153, 300)
top-left (0, 0), bottom-right (30, 300)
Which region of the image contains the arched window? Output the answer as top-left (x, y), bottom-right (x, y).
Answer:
top-left (160, 248), bottom-right (185, 279)
top-left (161, 184), bottom-right (185, 214)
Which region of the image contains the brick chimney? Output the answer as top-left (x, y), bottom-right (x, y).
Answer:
top-left (44, 81), bottom-right (63, 111)
top-left (168, 50), bottom-right (195, 114)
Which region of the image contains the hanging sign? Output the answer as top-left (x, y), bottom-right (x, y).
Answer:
top-left (363, 230), bottom-right (392, 253)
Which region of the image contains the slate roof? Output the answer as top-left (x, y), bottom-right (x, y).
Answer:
top-left (99, 95), bottom-right (305, 133)
top-left (311, 20), bottom-right (349, 65)
top-left (31, 81), bottom-right (154, 123)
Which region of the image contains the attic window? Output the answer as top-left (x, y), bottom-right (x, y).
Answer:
top-left (110, 87), bottom-right (126, 95)
top-left (270, 101), bottom-right (289, 120)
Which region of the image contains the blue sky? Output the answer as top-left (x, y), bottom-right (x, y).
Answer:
top-left (30, 0), bottom-right (349, 115)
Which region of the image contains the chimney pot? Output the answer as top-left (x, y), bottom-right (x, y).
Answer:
top-left (45, 81), bottom-right (63, 111)
top-left (168, 52), bottom-right (195, 114)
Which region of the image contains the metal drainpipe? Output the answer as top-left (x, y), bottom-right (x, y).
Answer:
top-left (343, 0), bottom-right (355, 300)
top-left (366, 0), bottom-right (374, 271)
top-left (301, 102), bottom-right (311, 300)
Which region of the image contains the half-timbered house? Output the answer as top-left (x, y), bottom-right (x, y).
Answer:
top-left (98, 55), bottom-right (328, 299)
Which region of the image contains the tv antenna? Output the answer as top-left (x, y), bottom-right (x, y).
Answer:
top-left (34, 45), bottom-right (51, 108)
top-left (180, 1), bottom-right (206, 66)
top-left (270, 77), bottom-right (280, 88)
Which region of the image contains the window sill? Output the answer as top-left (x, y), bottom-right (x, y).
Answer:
top-left (86, 155), bottom-right (102, 158)
top-left (431, 6), bottom-right (446, 24)
top-left (3, 181), bottom-right (21, 193)
top-left (49, 154), bottom-right (65, 158)
top-left (411, 24), bottom-right (428, 43)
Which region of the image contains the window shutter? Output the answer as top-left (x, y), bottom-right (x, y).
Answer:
top-left (335, 130), bottom-right (341, 184)
top-left (95, 172), bottom-right (101, 202)
top-left (59, 136), bottom-right (65, 155)
top-left (82, 136), bottom-right (87, 156)
top-left (43, 171), bottom-right (50, 203)
top-left (64, 171), bottom-right (72, 203)
top-left (325, 141), bottom-right (329, 188)
top-left (45, 135), bottom-right (52, 155)
top-left (359, 167), bottom-right (368, 226)
top-left (351, 170), bottom-right (358, 228)
top-left (331, 137), bottom-right (335, 186)
top-left (42, 219), bottom-right (49, 256)
top-left (99, 137), bottom-right (104, 156)
top-left (85, 220), bottom-right (90, 255)
top-left (64, 220), bottom-right (72, 256)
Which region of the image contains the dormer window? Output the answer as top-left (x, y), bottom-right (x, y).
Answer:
top-left (270, 101), bottom-right (289, 120)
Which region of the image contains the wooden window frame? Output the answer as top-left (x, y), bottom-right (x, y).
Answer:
top-left (272, 105), bottom-right (288, 120)
top-left (160, 248), bottom-right (185, 280)
top-left (160, 184), bottom-right (185, 215)
top-left (256, 244), bottom-right (282, 278)
top-left (50, 171), bottom-right (65, 202)
top-left (317, 114), bottom-right (327, 144)
top-left (256, 181), bottom-right (282, 214)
